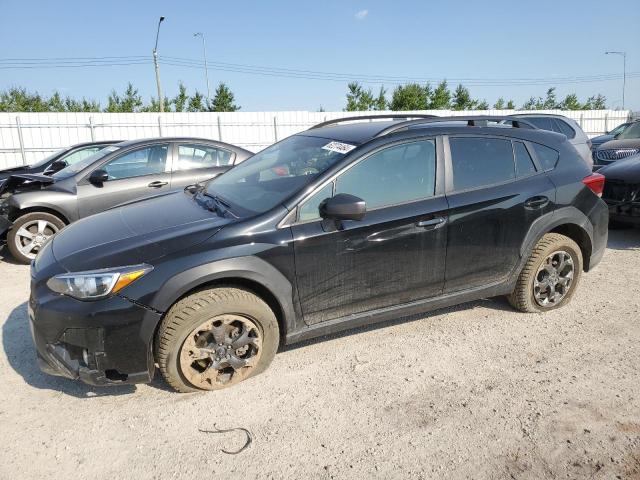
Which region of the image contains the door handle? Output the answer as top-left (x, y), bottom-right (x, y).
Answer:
top-left (524, 196), bottom-right (549, 209)
top-left (416, 217), bottom-right (446, 229)
top-left (148, 180), bottom-right (168, 188)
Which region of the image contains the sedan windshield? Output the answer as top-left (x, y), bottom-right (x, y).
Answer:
top-left (52, 146), bottom-right (120, 179)
top-left (205, 135), bottom-right (354, 215)
top-left (30, 149), bottom-right (65, 168)
top-left (617, 122), bottom-right (640, 140)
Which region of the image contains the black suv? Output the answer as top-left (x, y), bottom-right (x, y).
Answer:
top-left (28, 115), bottom-right (608, 392)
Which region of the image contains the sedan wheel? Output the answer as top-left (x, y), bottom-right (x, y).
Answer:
top-left (7, 212), bottom-right (66, 264)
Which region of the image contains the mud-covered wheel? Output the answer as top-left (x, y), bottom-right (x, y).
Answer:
top-left (7, 212), bottom-right (65, 264)
top-left (155, 287), bottom-right (280, 393)
top-left (508, 233), bottom-right (582, 313)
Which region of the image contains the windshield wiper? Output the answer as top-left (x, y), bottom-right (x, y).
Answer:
top-left (198, 191), bottom-right (235, 217)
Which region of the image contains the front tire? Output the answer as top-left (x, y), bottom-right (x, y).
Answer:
top-left (508, 233), bottom-right (582, 313)
top-left (7, 212), bottom-right (65, 264)
top-left (155, 287), bottom-right (280, 393)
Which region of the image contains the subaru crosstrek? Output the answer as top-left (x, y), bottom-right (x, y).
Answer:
top-left (28, 115), bottom-right (609, 392)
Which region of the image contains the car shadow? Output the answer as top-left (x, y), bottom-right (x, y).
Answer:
top-left (0, 245), bottom-right (21, 265)
top-left (607, 227), bottom-right (640, 251)
top-left (2, 301), bottom-right (139, 398)
top-left (281, 296), bottom-right (514, 352)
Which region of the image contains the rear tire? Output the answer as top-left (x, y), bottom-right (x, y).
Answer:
top-left (508, 233), bottom-right (582, 313)
top-left (155, 286), bottom-right (280, 393)
top-left (7, 212), bottom-right (65, 264)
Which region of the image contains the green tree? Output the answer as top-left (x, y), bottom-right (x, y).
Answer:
top-left (389, 83), bottom-right (428, 110)
top-left (0, 87), bottom-right (47, 112)
top-left (141, 96), bottom-right (170, 112)
top-left (559, 93), bottom-right (581, 110)
top-left (583, 94), bottom-right (606, 109)
top-left (506, 99), bottom-right (516, 109)
top-left (522, 96), bottom-right (544, 110)
top-left (105, 83), bottom-right (143, 112)
top-left (172, 82), bottom-right (189, 112)
top-left (543, 87), bottom-right (557, 109)
top-left (210, 83), bottom-right (240, 112)
top-left (187, 91), bottom-right (206, 112)
top-left (429, 80), bottom-right (451, 109)
top-left (344, 82), bottom-right (377, 111)
top-left (374, 86), bottom-right (387, 110)
top-left (493, 97), bottom-right (505, 110)
top-left (476, 99), bottom-right (489, 110)
top-left (452, 84), bottom-right (475, 110)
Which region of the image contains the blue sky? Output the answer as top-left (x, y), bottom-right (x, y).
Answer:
top-left (1, 0), bottom-right (638, 111)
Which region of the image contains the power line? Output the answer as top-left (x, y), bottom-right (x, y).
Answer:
top-left (1, 55), bottom-right (638, 87)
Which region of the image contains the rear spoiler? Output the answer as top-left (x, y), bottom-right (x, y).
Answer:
top-left (0, 173), bottom-right (55, 196)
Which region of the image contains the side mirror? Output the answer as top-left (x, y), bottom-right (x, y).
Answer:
top-left (89, 169), bottom-right (109, 185)
top-left (44, 160), bottom-right (67, 175)
top-left (320, 193), bottom-right (366, 221)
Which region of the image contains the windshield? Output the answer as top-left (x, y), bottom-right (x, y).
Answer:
top-left (205, 135), bottom-right (354, 215)
top-left (609, 123), bottom-right (629, 136)
top-left (617, 122), bottom-right (640, 140)
top-left (53, 146), bottom-right (121, 178)
top-left (30, 149), bottom-right (65, 168)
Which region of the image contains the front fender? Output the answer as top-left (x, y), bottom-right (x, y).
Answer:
top-left (147, 255), bottom-right (297, 337)
top-left (8, 191), bottom-right (76, 222)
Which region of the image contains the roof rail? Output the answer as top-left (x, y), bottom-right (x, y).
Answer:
top-left (373, 115), bottom-right (538, 137)
top-left (308, 114), bottom-right (439, 130)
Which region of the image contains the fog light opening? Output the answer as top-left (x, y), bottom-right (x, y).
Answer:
top-left (82, 349), bottom-right (90, 366)
top-left (105, 369), bottom-right (128, 382)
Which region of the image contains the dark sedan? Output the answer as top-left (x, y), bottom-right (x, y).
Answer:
top-left (0, 137), bottom-right (252, 263)
top-left (594, 120), bottom-right (640, 168)
top-left (0, 140), bottom-right (119, 186)
top-left (600, 152), bottom-right (640, 227)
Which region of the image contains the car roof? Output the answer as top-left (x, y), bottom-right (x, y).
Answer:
top-left (114, 137), bottom-right (245, 149)
top-left (68, 140), bottom-right (121, 148)
top-left (301, 117), bottom-right (567, 148)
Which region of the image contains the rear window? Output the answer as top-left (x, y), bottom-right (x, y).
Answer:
top-left (449, 137), bottom-right (515, 191)
top-left (531, 143), bottom-right (559, 170)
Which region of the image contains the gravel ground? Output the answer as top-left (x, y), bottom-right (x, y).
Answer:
top-left (0, 229), bottom-right (639, 480)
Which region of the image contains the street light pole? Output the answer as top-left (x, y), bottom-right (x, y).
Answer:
top-left (194, 32), bottom-right (211, 106)
top-left (153, 16), bottom-right (166, 113)
top-left (605, 51), bottom-right (626, 110)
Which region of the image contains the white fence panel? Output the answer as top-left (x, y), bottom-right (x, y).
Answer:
top-left (0, 109), bottom-right (631, 169)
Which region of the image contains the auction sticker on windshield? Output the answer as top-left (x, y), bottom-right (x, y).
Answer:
top-left (322, 141), bottom-right (356, 154)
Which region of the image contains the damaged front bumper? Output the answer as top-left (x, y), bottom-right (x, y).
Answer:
top-left (29, 251), bottom-right (163, 386)
top-left (0, 214), bottom-right (10, 243)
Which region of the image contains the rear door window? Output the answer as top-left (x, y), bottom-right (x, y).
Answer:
top-left (175, 144), bottom-right (233, 171)
top-left (449, 137), bottom-right (515, 191)
top-left (513, 141), bottom-right (537, 177)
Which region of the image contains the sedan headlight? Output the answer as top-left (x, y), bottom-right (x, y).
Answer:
top-left (46, 264), bottom-right (152, 300)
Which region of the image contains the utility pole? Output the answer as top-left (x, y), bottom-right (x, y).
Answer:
top-left (153, 16), bottom-right (166, 113)
top-left (194, 32), bottom-right (211, 106)
top-left (605, 51), bottom-right (626, 110)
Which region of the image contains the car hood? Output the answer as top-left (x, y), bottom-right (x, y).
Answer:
top-left (0, 173), bottom-right (56, 196)
top-left (590, 134), bottom-right (613, 144)
top-left (599, 154), bottom-right (640, 182)
top-left (0, 165), bottom-right (30, 181)
top-left (597, 139), bottom-right (640, 150)
top-left (52, 191), bottom-right (233, 271)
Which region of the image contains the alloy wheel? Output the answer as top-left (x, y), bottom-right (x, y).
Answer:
top-left (533, 250), bottom-right (574, 307)
top-left (13, 219), bottom-right (60, 260)
top-left (179, 314), bottom-right (263, 390)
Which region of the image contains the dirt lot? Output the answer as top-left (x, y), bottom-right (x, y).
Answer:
top-left (0, 229), bottom-right (639, 480)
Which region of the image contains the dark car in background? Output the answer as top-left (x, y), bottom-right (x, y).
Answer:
top-left (594, 120), bottom-right (640, 168)
top-left (589, 122), bottom-right (631, 152)
top-left (0, 137), bottom-right (252, 263)
top-left (506, 114), bottom-right (593, 167)
top-left (0, 141), bottom-right (118, 187)
top-left (600, 152), bottom-right (640, 227)
top-left (26, 115), bottom-right (608, 392)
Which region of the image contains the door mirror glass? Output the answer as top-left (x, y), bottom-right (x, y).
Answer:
top-left (320, 193), bottom-right (366, 221)
top-left (89, 169), bottom-right (109, 184)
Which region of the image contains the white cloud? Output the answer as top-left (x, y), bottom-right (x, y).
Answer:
top-left (354, 9), bottom-right (368, 20)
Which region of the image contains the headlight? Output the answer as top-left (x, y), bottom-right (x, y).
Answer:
top-left (46, 264), bottom-right (152, 300)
